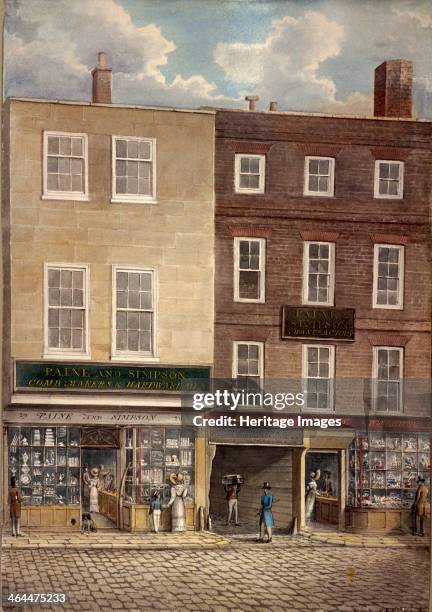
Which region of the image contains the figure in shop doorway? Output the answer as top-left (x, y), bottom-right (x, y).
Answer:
top-left (166, 473), bottom-right (188, 532)
top-left (257, 482), bottom-right (274, 543)
top-left (225, 483), bottom-right (241, 526)
top-left (89, 467), bottom-right (100, 514)
top-left (9, 477), bottom-right (23, 537)
top-left (305, 469), bottom-right (321, 521)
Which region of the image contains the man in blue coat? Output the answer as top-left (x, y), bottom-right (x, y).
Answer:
top-left (257, 482), bottom-right (274, 543)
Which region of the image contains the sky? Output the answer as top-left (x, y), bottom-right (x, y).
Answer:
top-left (4, 0), bottom-right (432, 117)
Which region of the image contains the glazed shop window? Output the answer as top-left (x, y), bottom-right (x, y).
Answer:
top-left (302, 241), bottom-right (335, 306)
top-left (374, 160), bottom-right (404, 199)
top-left (373, 244), bottom-right (404, 309)
top-left (112, 267), bottom-right (155, 359)
top-left (112, 136), bottom-right (156, 203)
top-left (8, 427), bottom-right (81, 506)
top-left (124, 428), bottom-right (195, 505)
top-left (234, 237), bottom-right (266, 302)
top-left (348, 433), bottom-right (430, 509)
top-left (302, 345), bottom-right (335, 411)
top-left (304, 156), bottom-right (335, 197)
top-left (234, 154), bottom-right (265, 194)
top-left (43, 132), bottom-right (88, 200)
top-left (373, 347), bottom-right (403, 413)
top-left (44, 264), bottom-right (89, 358)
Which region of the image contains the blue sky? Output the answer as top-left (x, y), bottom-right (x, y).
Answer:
top-left (5, 0), bottom-right (432, 116)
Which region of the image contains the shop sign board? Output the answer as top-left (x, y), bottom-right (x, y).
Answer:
top-left (281, 306), bottom-right (355, 341)
top-left (15, 361), bottom-right (210, 393)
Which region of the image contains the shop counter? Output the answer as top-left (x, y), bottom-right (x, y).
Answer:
top-left (315, 495), bottom-right (339, 525)
top-left (122, 502), bottom-right (195, 532)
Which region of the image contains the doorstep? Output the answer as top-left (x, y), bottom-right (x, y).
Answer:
top-left (1, 530), bottom-right (230, 551)
top-left (300, 528), bottom-right (430, 549)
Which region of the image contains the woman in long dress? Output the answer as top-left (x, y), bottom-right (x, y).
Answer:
top-left (166, 473), bottom-right (187, 532)
top-left (89, 468), bottom-right (100, 514)
top-left (305, 469), bottom-right (320, 520)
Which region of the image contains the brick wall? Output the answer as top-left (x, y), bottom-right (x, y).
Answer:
top-left (214, 110), bottom-right (431, 418)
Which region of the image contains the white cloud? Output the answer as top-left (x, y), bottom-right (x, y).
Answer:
top-left (214, 11), bottom-right (347, 112)
top-left (5, 0), bottom-right (230, 106)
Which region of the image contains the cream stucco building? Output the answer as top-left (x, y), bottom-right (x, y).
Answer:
top-left (2, 54), bottom-right (215, 531)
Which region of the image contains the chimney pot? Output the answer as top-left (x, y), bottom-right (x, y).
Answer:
top-left (374, 60), bottom-right (413, 118)
top-left (92, 51), bottom-right (112, 104)
top-left (269, 101), bottom-right (278, 112)
top-left (245, 95), bottom-right (259, 111)
top-left (98, 51), bottom-right (107, 67)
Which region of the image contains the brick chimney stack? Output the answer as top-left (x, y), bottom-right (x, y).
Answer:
top-left (92, 51), bottom-right (112, 104)
top-left (374, 60), bottom-right (413, 118)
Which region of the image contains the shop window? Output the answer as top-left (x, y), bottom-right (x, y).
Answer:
top-left (43, 131), bottom-right (88, 201)
top-left (234, 154), bottom-right (265, 194)
top-left (304, 156), bottom-right (335, 197)
top-left (373, 244), bottom-right (404, 309)
top-left (44, 264), bottom-right (89, 358)
top-left (302, 345), bottom-right (335, 411)
top-left (374, 160), bottom-right (404, 199)
top-left (111, 136), bottom-right (156, 203)
top-left (112, 267), bottom-right (156, 360)
top-left (8, 426), bottom-right (81, 506)
top-left (348, 433), bottom-right (430, 509)
top-left (124, 428), bottom-right (195, 505)
top-left (234, 237), bottom-right (266, 302)
top-left (302, 241), bottom-right (335, 306)
top-left (372, 347), bottom-right (403, 413)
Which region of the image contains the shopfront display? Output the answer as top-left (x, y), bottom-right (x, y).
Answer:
top-left (346, 432), bottom-right (430, 533)
top-left (8, 426), bottom-right (81, 506)
top-left (123, 426), bottom-right (196, 531)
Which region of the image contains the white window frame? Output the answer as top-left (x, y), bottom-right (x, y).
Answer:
top-left (374, 160), bottom-right (404, 200)
top-left (42, 131), bottom-right (89, 201)
top-left (232, 341), bottom-right (264, 399)
top-left (43, 262), bottom-right (90, 359)
top-left (303, 156), bottom-right (335, 197)
top-left (234, 154), bottom-right (266, 194)
top-left (373, 244), bottom-right (404, 310)
top-left (301, 344), bottom-right (335, 412)
top-left (111, 136), bottom-right (157, 204)
top-left (372, 346), bottom-right (403, 414)
top-left (233, 237), bottom-right (266, 303)
top-left (111, 265), bottom-right (159, 362)
top-left (302, 241), bottom-right (335, 306)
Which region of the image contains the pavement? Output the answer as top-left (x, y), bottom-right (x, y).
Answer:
top-left (1, 530), bottom-right (230, 551)
top-left (1, 535), bottom-right (429, 611)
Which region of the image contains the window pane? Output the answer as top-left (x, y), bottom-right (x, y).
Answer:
top-left (48, 328), bottom-right (59, 348)
top-left (48, 288), bottom-right (60, 306)
top-left (48, 309), bottom-right (59, 327)
top-left (128, 291), bottom-right (140, 309)
top-left (117, 330), bottom-right (127, 351)
top-left (138, 141), bottom-right (151, 159)
top-left (140, 313), bottom-right (152, 331)
top-left (129, 273), bottom-right (140, 290)
top-left (127, 330), bottom-right (139, 351)
top-left (238, 344), bottom-right (248, 360)
top-left (59, 328), bottom-right (71, 348)
top-left (47, 157), bottom-right (58, 173)
top-left (127, 161), bottom-right (139, 178)
top-left (116, 177), bottom-right (127, 193)
top-left (389, 164), bottom-right (400, 180)
top-left (59, 309), bottom-right (71, 328)
top-left (140, 292), bottom-right (152, 310)
top-left (116, 311), bottom-right (127, 330)
top-left (71, 175), bottom-right (83, 191)
top-left (59, 137), bottom-right (71, 156)
top-left (239, 271), bottom-right (259, 299)
top-left (70, 159), bottom-right (82, 176)
top-left (140, 273), bottom-right (152, 291)
top-left (117, 271), bottom-right (128, 290)
top-left (59, 174), bottom-right (72, 191)
top-left (139, 331), bottom-right (151, 352)
top-left (72, 329), bottom-right (83, 349)
top-left (318, 177), bottom-right (329, 192)
top-left (379, 179), bottom-right (388, 194)
top-left (61, 270), bottom-right (72, 288)
top-left (61, 288), bottom-right (72, 306)
top-left (71, 138), bottom-right (83, 156)
top-left (48, 269), bottom-right (61, 288)
top-left (71, 310), bottom-right (83, 328)
top-left (47, 174), bottom-right (59, 190)
top-left (47, 136), bottom-right (59, 155)
top-left (239, 174), bottom-right (250, 189)
top-left (388, 181), bottom-right (398, 195)
top-left (127, 312), bottom-right (139, 330)
top-left (127, 178), bottom-right (138, 194)
top-left (308, 175), bottom-right (319, 191)
top-left (379, 163), bottom-right (390, 179)
top-left (72, 289), bottom-right (84, 307)
top-left (117, 291), bottom-right (127, 308)
top-left (309, 159), bottom-right (319, 174)
top-left (318, 159), bottom-right (329, 174)
top-left (116, 139), bottom-right (127, 158)
top-left (240, 157), bottom-right (250, 173)
top-left (249, 158), bottom-right (259, 173)
top-left (249, 175), bottom-right (259, 189)
top-left (127, 140), bottom-right (139, 158)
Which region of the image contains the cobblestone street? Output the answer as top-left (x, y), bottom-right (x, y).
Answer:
top-left (2, 536), bottom-right (429, 611)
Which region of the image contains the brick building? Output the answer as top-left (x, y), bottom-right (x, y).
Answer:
top-left (2, 54), bottom-right (215, 532)
top-left (209, 60), bottom-right (431, 534)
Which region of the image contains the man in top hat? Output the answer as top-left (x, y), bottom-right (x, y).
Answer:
top-left (412, 476), bottom-right (429, 536)
top-left (257, 482), bottom-right (274, 543)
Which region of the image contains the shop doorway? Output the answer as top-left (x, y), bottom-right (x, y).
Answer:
top-left (209, 444), bottom-right (293, 535)
top-left (81, 427), bottom-right (120, 530)
top-left (305, 451), bottom-right (339, 530)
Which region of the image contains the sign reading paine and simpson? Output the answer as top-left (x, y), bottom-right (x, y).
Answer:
top-left (282, 306), bottom-right (355, 341)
